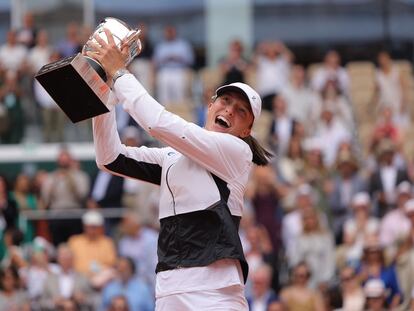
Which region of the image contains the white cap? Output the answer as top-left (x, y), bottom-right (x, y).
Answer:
top-left (404, 199), bottom-right (414, 214)
top-left (351, 192), bottom-right (371, 207)
top-left (82, 210), bottom-right (104, 226)
top-left (364, 279), bottom-right (386, 298)
top-left (215, 82), bottom-right (261, 120)
top-left (397, 181), bottom-right (412, 195)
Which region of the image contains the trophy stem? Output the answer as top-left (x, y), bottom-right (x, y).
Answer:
top-left (85, 56), bottom-right (107, 82)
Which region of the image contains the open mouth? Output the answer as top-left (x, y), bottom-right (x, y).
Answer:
top-left (215, 116), bottom-right (230, 128)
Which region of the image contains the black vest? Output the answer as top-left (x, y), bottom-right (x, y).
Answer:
top-left (155, 175), bottom-right (249, 283)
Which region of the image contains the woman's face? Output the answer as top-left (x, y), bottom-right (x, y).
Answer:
top-left (1, 269), bottom-right (16, 291)
top-left (15, 174), bottom-right (30, 193)
top-left (205, 92), bottom-right (254, 138)
top-left (293, 265), bottom-right (309, 285)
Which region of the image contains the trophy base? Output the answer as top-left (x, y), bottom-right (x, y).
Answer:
top-left (35, 53), bottom-right (111, 123)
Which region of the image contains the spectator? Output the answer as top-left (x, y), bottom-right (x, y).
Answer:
top-left (363, 278), bottom-right (388, 311)
top-left (379, 181), bottom-right (412, 248)
top-left (118, 211), bottom-right (158, 291)
top-left (152, 25), bottom-right (194, 105)
top-left (311, 50), bottom-right (349, 94)
top-left (340, 265), bottom-right (365, 311)
top-left (0, 70), bottom-right (25, 144)
top-left (107, 295), bottom-right (130, 311)
top-left (56, 22), bottom-right (81, 58)
top-left (326, 150), bottom-right (367, 240)
top-left (100, 257), bottom-right (154, 311)
top-left (27, 29), bottom-right (52, 75)
top-left (0, 228), bottom-right (26, 269)
top-left (290, 207), bottom-right (335, 289)
top-left (369, 138), bottom-right (410, 217)
top-left (33, 51), bottom-right (67, 142)
top-left (357, 238), bottom-right (401, 308)
top-left (19, 238), bottom-right (55, 302)
top-left (129, 23), bottom-right (155, 95)
top-left (41, 148), bottom-right (90, 245)
top-left (0, 174), bottom-right (17, 232)
top-left (0, 265), bottom-right (30, 310)
top-left (315, 79), bottom-right (354, 131)
top-left (246, 263), bottom-right (279, 311)
top-left (253, 41), bottom-right (292, 111)
top-left (375, 51), bottom-right (406, 121)
top-left (341, 192), bottom-right (379, 259)
top-left (10, 173), bottom-right (39, 243)
top-left (16, 12), bottom-right (38, 48)
top-left (302, 138), bottom-right (330, 188)
top-left (220, 39), bottom-right (249, 85)
top-left (268, 94), bottom-right (296, 156)
top-left (274, 136), bottom-right (306, 187)
top-left (281, 64), bottom-right (317, 127)
top-left (280, 262), bottom-right (325, 311)
top-left (247, 166), bottom-right (283, 252)
top-left (68, 210), bottom-right (117, 288)
top-left (39, 243), bottom-right (94, 311)
top-left (312, 105), bottom-right (352, 167)
top-left (0, 30), bottom-right (28, 75)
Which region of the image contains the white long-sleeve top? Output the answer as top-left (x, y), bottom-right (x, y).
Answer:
top-left (92, 73), bottom-right (251, 297)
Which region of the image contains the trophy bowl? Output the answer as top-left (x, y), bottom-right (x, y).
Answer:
top-left (83, 17), bottom-right (142, 82)
top-left (35, 17), bottom-right (141, 123)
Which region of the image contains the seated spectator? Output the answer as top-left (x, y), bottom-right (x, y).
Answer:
top-left (336, 221), bottom-right (363, 270)
top-left (312, 105), bottom-right (352, 167)
top-left (281, 64), bottom-right (318, 127)
top-left (274, 136), bottom-right (306, 187)
top-left (379, 181), bottom-right (412, 249)
top-left (302, 138), bottom-right (330, 188)
top-left (0, 174), bottom-right (17, 232)
top-left (39, 243), bottom-right (94, 311)
top-left (363, 278), bottom-right (388, 311)
top-left (311, 50), bottom-right (349, 94)
top-left (0, 265), bottom-right (30, 310)
top-left (268, 94), bottom-right (296, 156)
top-left (1, 228), bottom-right (26, 269)
top-left (357, 238), bottom-right (401, 308)
top-left (19, 238), bottom-right (56, 303)
top-left (68, 210), bottom-right (117, 289)
top-left (10, 173), bottom-right (39, 243)
top-left (56, 22), bottom-right (81, 58)
top-left (118, 211), bottom-right (158, 292)
top-left (16, 12), bottom-right (38, 48)
top-left (100, 257), bottom-right (154, 311)
top-left (0, 30), bottom-right (28, 75)
top-left (375, 51), bottom-right (407, 121)
top-left (280, 262), bottom-right (325, 311)
top-left (369, 138), bottom-right (410, 217)
top-left (107, 295), bottom-right (130, 311)
top-left (326, 151), bottom-right (367, 240)
top-left (290, 208), bottom-right (335, 289)
top-left (0, 70), bottom-right (25, 144)
top-left (152, 25), bottom-right (194, 105)
top-left (315, 79), bottom-right (354, 131)
top-left (253, 40), bottom-right (292, 110)
top-left (342, 192), bottom-right (379, 253)
top-left (340, 266), bottom-right (365, 311)
top-left (246, 263), bottom-right (278, 311)
top-left (220, 39), bottom-right (249, 85)
top-left (26, 29), bottom-right (52, 75)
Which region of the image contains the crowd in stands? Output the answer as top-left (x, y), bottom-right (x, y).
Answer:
top-left (1, 12), bottom-right (414, 311)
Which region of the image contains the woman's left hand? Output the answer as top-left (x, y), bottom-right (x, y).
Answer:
top-left (85, 28), bottom-right (129, 80)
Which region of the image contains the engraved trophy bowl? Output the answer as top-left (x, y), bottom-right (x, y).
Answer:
top-left (35, 18), bottom-right (141, 123)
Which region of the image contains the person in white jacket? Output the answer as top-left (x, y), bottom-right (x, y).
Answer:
top-left (86, 29), bottom-right (272, 311)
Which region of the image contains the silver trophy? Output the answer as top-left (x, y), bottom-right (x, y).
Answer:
top-left (35, 17), bottom-right (141, 123)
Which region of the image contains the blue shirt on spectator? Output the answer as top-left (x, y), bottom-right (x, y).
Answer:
top-left (100, 276), bottom-right (154, 311)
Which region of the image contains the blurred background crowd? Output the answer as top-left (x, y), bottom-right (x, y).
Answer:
top-left (1, 0), bottom-right (414, 310)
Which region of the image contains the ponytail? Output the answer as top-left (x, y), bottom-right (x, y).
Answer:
top-left (242, 136), bottom-right (273, 166)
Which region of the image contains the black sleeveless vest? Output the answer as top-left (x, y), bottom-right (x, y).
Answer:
top-left (155, 174), bottom-right (249, 283)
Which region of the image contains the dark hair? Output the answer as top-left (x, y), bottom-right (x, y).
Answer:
top-left (242, 136), bottom-right (273, 166)
top-left (120, 256), bottom-right (136, 275)
top-left (0, 265), bottom-right (20, 290)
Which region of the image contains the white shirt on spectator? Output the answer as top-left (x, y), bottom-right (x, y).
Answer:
top-left (27, 45), bottom-right (51, 72)
top-left (255, 55), bottom-right (290, 97)
top-left (311, 67), bottom-right (349, 94)
top-left (380, 208), bottom-right (411, 247)
top-left (376, 66), bottom-right (403, 115)
top-left (33, 80), bottom-right (57, 109)
top-left (0, 43), bottom-right (28, 72)
top-left (281, 83), bottom-right (317, 124)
